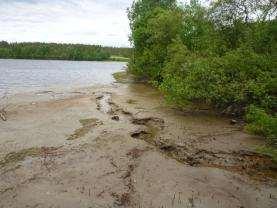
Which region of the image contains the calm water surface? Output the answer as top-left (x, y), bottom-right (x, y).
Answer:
top-left (0, 59), bottom-right (126, 96)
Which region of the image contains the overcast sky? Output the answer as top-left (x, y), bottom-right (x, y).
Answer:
top-left (0, 0), bottom-right (208, 47)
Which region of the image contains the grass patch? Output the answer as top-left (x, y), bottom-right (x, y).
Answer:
top-left (112, 71), bottom-right (130, 83)
top-left (109, 56), bottom-right (130, 62)
top-left (113, 71), bottom-right (145, 84)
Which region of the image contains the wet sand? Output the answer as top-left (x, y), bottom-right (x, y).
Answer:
top-left (0, 80), bottom-right (276, 208)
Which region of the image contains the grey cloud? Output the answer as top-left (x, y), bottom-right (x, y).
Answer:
top-left (0, 0), bottom-right (133, 47)
top-left (0, 0), bottom-right (191, 47)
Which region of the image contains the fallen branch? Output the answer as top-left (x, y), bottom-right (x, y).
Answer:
top-left (0, 93), bottom-right (8, 121)
top-left (0, 109), bottom-right (7, 121)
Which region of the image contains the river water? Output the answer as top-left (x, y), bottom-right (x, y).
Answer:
top-left (0, 59), bottom-right (126, 97)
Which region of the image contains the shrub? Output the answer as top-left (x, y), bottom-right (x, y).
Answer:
top-left (161, 47), bottom-right (275, 112)
top-left (128, 0), bottom-right (277, 151)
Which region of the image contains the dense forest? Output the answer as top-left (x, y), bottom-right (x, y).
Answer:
top-left (0, 41), bottom-right (131, 61)
top-left (128, 0), bottom-right (276, 153)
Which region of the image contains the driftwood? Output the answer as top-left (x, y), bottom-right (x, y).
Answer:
top-left (0, 109), bottom-right (7, 121)
top-left (0, 93), bottom-right (8, 121)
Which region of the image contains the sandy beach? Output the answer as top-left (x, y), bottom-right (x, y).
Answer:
top-left (0, 78), bottom-right (276, 208)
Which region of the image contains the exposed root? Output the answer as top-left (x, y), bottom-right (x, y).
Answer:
top-left (94, 91), bottom-right (277, 181)
top-left (155, 142), bottom-right (277, 180)
top-left (131, 117), bottom-right (164, 128)
top-left (129, 115), bottom-right (276, 180)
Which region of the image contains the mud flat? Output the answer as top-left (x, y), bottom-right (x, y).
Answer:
top-left (0, 77), bottom-right (276, 208)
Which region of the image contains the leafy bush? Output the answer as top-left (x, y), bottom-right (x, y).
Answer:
top-left (161, 47), bottom-right (275, 112)
top-left (128, 0), bottom-right (277, 145)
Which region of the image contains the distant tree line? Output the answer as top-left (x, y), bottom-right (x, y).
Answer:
top-left (0, 41), bottom-right (132, 61)
top-left (128, 0), bottom-right (276, 147)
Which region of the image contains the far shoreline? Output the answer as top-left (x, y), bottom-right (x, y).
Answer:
top-left (0, 57), bottom-right (129, 63)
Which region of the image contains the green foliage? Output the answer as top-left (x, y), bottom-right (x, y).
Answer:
top-left (128, 0), bottom-right (182, 80)
top-left (246, 105), bottom-right (277, 144)
top-left (128, 0), bottom-right (277, 144)
top-left (161, 47), bottom-right (275, 111)
top-left (0, 42), bottom-right (132, 61)
top-left (181, 1), bottom-right (221, 54)
top-left (209, 0), bottom-right (277, 25)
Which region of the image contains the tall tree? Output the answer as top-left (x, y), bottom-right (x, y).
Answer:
top-left (128, 0), bottom-right (182, 80)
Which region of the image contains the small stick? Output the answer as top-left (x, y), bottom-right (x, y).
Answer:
top-left (0, 110), bottom-right (6, 121)
top-left (0, 92), bottom-right (9, 121)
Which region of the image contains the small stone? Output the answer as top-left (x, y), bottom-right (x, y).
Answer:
top-left (159, 144), bottom-right (176, 151)
top-left (130, 129), bottom-right (149, 138)
top-left (230, 119), bottom-right (237, 125)
top-left (111, 115), bottom-right (120, 121)
top-left (95, 94), bottom-right (104, 99)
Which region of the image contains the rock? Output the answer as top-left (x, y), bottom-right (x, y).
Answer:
top-left (157, 140), bottom-right (177, 151)
top-left (130, 128), bottom-right (150, 139)
top-left (111, 115), bottom-right (120, 121)
top-left (159, 144), bottom-right (176, 151)
top-left (230, 119), bottom-right (238, 125)
top-left (95, 94), bottom-right (104, 99)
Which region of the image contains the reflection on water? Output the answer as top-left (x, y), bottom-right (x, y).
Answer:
top-left (0, 59), bottom-right (126, 96)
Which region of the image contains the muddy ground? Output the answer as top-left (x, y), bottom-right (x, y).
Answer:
top-left (0, 79), bottom-right (276, 208)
